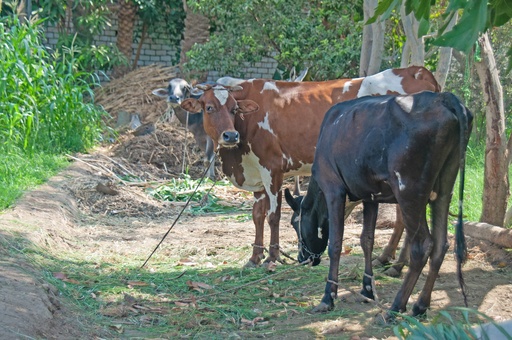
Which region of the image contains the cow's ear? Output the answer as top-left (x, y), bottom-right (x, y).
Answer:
top-left (152, 88), bottom-right (169, 97)
top-left (181, 98), bottom-right (202, 113)
top-left (284, 188), bottom-right (299, 212)
top-left (237, 100), bottom-right (259, 115)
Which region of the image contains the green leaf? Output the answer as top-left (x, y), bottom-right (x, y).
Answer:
top-left (367, 0), bottom-right (401, 24)
top-left (417, 17), bottom-right (430, 37)
top-left (405, 0), bottom-right (433, 21)
top-left (433, 0), bottom-right (489, 52)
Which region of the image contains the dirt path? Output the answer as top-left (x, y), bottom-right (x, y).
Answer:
top-left (1, 139), bottom-right (511, 339)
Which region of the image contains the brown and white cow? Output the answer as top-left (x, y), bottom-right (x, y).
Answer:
top-left (181, 66), bottom-right (441, 267)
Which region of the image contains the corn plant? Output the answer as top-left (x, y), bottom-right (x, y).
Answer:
top-left (0, 13), bottom-right (106, 155)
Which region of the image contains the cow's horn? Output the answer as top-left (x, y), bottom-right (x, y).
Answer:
top-left (195, 84), bottom-right (211, 91)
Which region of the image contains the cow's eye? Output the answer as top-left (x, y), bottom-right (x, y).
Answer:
top-left (206, 105), bottom-right (214, 113)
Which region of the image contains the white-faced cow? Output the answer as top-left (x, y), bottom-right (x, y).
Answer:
top-left (152, 78), bottom-right (216, 179)
top-left (286, 92), bottom-right (472, 322)
top-left (181, 66), bottom-right (441, 267)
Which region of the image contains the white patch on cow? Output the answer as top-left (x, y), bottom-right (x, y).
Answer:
top-left (357, 69), bottom-right (405, 97)
top-left (216, 76), bottom-right (245, 87)
top-left (343, 81), bottom-right (353, 93)
top-left (261, 81), bottom-right (280, 93)
top-left (430, 191), bottom-right (437, 201)
top-left (255, 193), bottom-right (266, 203)
top-left (283, 153), bottom-right (294, 166)
top-left (394, 170), bottom-right (406, 191)
top-left (396, 95), bottom-right (414, 113)
top-left (213, 86), bottom-right (229, 105)
top-left (286, 161), bottom-right (312, 176)
top-left (260, 167), bottom-right (279, 215)
top-left (258, 112), bottom-right (276, 136)
top-left (343, 78), bottom-right (362, 93)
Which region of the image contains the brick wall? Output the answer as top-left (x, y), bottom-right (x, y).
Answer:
top-left (43, 19), bottom-right (277, 81)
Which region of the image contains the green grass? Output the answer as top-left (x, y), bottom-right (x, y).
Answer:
top-left (2, 226), bottom-right (504, 339)
top-left (0, 150), bottom-right (70, 209)
top-left (3, 231), bottom-right (331, 338)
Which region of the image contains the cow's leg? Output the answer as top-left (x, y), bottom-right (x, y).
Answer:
top-left (312, 190), bottom-right (346, 313)
top-left (360, 201), bottom-right (378, 301)
top-left (412, 195), bottom-right (450, 316)
top-left (265, 189), bottom-right (282, 265)
top-left (384, 229), bottom-right (410, 278)
top-left (373, 205), bottom-right (403, 268)
top-left (381, 201), bottom-right (432, 323)
top-left (205, 136), bottom-right (215, 180)
top-left (246, 191), bottom-right (268, 267)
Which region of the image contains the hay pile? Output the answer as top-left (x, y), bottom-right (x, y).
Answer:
top-left (95, 64), bottom-right (177, 125)
top-left (94, 64), bottom-right (211, 180)
top-left (112, 125), bottom-right (206, 179)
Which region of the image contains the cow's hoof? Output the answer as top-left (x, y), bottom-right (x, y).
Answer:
top-left (374, 311), bottom-right (395, 325)
top-left (243, 260), bottom-right (259, 268)
top-left (264, 256), bottom-right (283, 265)
top-left (383, 266), bottom-right (401, 278)
top-left (411, 304), bottom-right (428, 318)
top-left (359, 289), bottom-right (375, 302)
top-left (372, 257), bottom-right (389, 267)
top-left (261, 260), bottom-right (278, 271)
top-left (311, 302), bottom-right (333, 314)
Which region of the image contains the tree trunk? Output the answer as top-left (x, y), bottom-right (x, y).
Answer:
top-left (359, 0), bottom-right (384, 76)
top-left (400, 3), bottom-right (424, 67)
top-left (474, 32), bottom-right (509, 227)
top-left (464, 222), bottom-right (512, 248)
top-left (180, 1), bottom-right (210, 82)
top-left (112, 0), bottom-right (137, 79)
top-left (133, 23), bottom-right (148, 69)
top-left (359, 0), bottom-right (373, 76)
top-left (435, 12), bottom-right (458, 89)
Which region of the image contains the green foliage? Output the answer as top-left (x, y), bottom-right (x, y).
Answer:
top-left (371, 0), bottom-right (512, 56)
top-left (148, 175), bottom-right (251, 215)
top-left (185, 0), bottom-right (364, 80)
top-left (33, 0), bottom-right (129, 73)
top-left (394, 307), bottom-right (511, 340)
top-left (0, 14), bottom-right (106, 155)
top-left (0, 151), bottom-right (69, 209)
top-left (32, 0), bottom-right (185, 72)
top-left (135, 0), bottom-right (185, 64)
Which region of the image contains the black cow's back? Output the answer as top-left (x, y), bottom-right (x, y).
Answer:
top-left (312, 92), bottom-right (468, 203)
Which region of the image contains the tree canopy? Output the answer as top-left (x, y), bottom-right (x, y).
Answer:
top-left (185, 0), bottom-right (364, 80)
top-left (370, 0), bottom-right (512, 66)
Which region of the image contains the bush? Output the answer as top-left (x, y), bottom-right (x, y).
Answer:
top-left (0, 14), bottom-right (107, 155)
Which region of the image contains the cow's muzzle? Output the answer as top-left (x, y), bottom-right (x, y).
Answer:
top-left (221, 131), bottom-right (240, 146)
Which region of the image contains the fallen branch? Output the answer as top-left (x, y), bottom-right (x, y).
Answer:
top-left (464, 221), bottom-right (512, 248)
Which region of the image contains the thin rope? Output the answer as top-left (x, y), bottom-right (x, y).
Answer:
top-left (141, 150), bottom-right (218, 268)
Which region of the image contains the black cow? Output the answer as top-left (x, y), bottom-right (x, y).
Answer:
top-left (285, 91), bottom-right (472, 322)
top-left (152, 78), bottom-right (215, 179)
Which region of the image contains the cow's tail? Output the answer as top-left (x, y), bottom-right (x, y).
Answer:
top-left (445, 92), bottom-right (471, 307)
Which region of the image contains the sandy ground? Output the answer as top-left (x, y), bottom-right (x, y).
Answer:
top-left (1, 126), bottom-right (511, 339)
